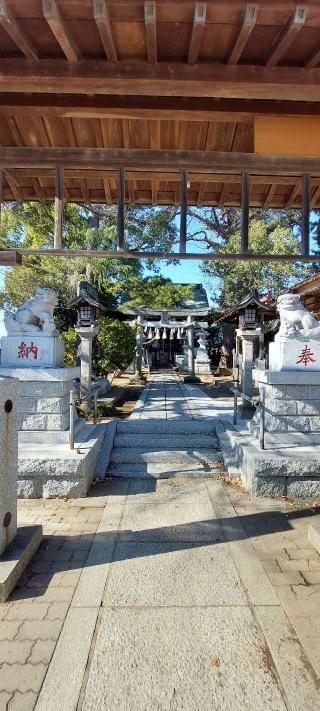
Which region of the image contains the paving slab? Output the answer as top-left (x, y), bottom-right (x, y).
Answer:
top-left (81, 607), bottom-right (287, 711)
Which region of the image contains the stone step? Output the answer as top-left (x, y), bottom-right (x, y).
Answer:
top-left (113, 434), bottom-right (218, 449)
top-left (249, 422), bottom-right (320, 448)
top-left (308, 524), bottom-right (320, 554)
top-left (110, 447), bottom-right (220, 464)
top-left (107, 456), bottom-right (225, 478)
top-left (116, 419), bottom-right (217, 435)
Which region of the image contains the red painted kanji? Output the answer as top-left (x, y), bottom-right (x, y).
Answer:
top-left (17, 341), bottom-right (38, 360)
top-left (296, 345), bottom-right (316, 367)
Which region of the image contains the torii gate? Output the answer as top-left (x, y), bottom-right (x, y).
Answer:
top-left (135, 311), bottom-right (196, 382)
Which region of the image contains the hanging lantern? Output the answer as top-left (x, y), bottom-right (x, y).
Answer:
top-left (147, 327), bottom-right (153, 339)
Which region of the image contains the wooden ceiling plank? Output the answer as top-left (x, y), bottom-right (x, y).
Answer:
top-left (93, 0), bottom-right (117, 62)
top-left (0, 0), bottom-right (38, 60)
top-left (33, 117), bottom-right (50, 146)
top-left (228, 4), bottom-right (258, 65)
top-left (266, 5), bottom-right (308, 67)
top-left (42, 0), bottom-right (81, 63)
top-left (219, 183), bottom-right (228, 207)
top-left (144, 1), bottom-right (157, 64)
top-left (122, 119), bottom-right (135, 203)
top-left (150, 119), bottom-right (160, 204)
top-left (7, 115), bottom-right (23, 146)
top-left (188, 3), bottom-right (206, 66)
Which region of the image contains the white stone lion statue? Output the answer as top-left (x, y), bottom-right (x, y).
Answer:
top-left (276, 293), bottom-right (320, 341)
top-left (4, 287), bottom-right (58, 336)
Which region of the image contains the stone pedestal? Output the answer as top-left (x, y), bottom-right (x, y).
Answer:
top-left (0, 366), bottom-right (79, 433)
top-left (75, 326), bottom-right (98, 399)
top-left (252, 369), bottom-right (320, 447)
top-left (0, 376), bottom-right (42, 600)
top-left (269, 339), bottom-right (320, 371)
top-left (1, 335), bottom-right (64, 368)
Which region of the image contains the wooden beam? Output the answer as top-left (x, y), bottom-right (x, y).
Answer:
top-left (1, 60), bottom-right (320, 102)
top-left (144, 1), bottom-right (157, 64)
top-left (54, 166), bottom-right (63, 249)
top-left (0, 0), bottom-right (38, 60)
top-left (219, 183), bottom-right (228, 207)
top-left (14, 248), bottom-right (320, 265)
top-left (180, 169), bottom-right (187, 254)
top-left (188, 3), bottom-right (206, 65)
top-left (266, 5), bottom-right (308, 67)
top-left (93, 0), bottom-right (117, 62)
top-left (3, 147), bottom-right (320, 177)
top-left (4, 169), bottom-right (19, 200)
top-left (263, 183), bottom-right (276, 208)
top-left (117, 166), bottom-right (125, 250)
top-left (228, 4), bottom-right (258, 65)
top-left (240, 171), bottom-right (249, 254)
top-left (0, 249), bottom-right (22, 266)
top-left (42, 0), bottom-right (81, 63)
top-left (4, 94), bottom-right (320, 123)
top-left (301, 173), bottom-right (310, 256)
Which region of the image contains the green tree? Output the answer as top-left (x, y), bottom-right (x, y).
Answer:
top-left (121, 276), bottom-right (193, 309)
top-left (200, 218), bottom-right (310, 309)
top-left (95, 318), bottom-right (136, 377)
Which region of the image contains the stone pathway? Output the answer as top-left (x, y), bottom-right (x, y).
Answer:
top-left (0, 374), bottom-right (320, 710)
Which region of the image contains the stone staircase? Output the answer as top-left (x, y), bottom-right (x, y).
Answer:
top-left (106, 418), bottom-right (226, 479)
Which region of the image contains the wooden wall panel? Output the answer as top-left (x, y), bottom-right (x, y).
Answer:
top-left (255, 116), bottom-right (320, 156)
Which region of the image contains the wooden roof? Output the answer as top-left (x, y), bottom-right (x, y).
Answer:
top-left (1, 1), bottom-right (320, 206)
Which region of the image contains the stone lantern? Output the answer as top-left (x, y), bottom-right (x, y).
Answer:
top-left (71, 281), bottom-right (105, 399)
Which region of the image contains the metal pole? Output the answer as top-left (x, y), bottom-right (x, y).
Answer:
top-left (135, 315), bottom-right (143, 378)
top-left (259, 386), bottom-right (265, 450)
top-left (69, 390), bottom-right (75, 450)
top-left (93, 390), bottom-right (98, 425)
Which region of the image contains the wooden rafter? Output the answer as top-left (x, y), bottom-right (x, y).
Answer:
top-left (311, 184), bottom-right (320, 208)
top-left (4, 169), bottom-right (19, 200)
top-left (219, 183), bottom-right (228, 207)
top-left (266, 5), bottom-right (307, 67)
top-left (0, 60), bottom-right (320, 102)
top-left (286, 183), bottom-right (300, 208)
top-left (122, 119), bottom-right (135, 203)
top-left (117, 166), bottom-right (125, 250)
top-left (263, 184), bottom-right (276, 208)
top-left (188, 3), bottom-right (206, 65)
top-left (42, 0), bottom-right (81, 63)
top-left (0, 0), bottom-right (38, 60)
top-left (144, 1), bottom-right (157, 64)
top-left (150, 119), bottom-right (160, 204)
top-left (228, 4), bottom-right (258, 65)
top-left (93, 0), bottom-right (117, 62)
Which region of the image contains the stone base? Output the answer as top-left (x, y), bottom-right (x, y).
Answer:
top-left (308, 524), bottom-right (320, 554)
top-left (195, 360), bottom-right (211, 375)
top-left (269, 339), bottom-right (320, 371)
top-left (217, 425), bottom-right (320, 498)
top-left (0, 525), bottom-right (42, 602)
top-left (17, 422), bottom-right (107, 498)
top-left (0, 366), bottom-right (79, 431)
top-left (1, 335), bottom-right (64, 368)
top-left (252, 369), bottom-right (320, 447)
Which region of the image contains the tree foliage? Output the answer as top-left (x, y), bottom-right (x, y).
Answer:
top-left (95, 318), bottom-right (136, 375)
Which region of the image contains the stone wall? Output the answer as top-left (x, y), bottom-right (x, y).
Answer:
top-left (263, 382), bottom-right (320, 434)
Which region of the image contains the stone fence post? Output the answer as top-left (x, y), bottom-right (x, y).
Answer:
top-left (0, 376), bottom-right (19, 555)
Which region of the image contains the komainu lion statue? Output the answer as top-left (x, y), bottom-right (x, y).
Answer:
top-left (276, 293), bottom-right (320, 340)
top-left (4, 287), bottom-right (58, 336)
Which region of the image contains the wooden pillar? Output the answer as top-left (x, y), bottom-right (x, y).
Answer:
top-left (117, 166), bottom-right (125, 250)
top-left (180, 169), bottom-right (187, 254)
top-left (240, 171), bottom-right (249, 255)
top-left (135, 315), bottom-right (143, 378)
top-left (0, 168), bottom-right (3, 229)
top-left (301, 173), bottom-right (310, 256)
top-left (54, 166), bottom-right (64, 250)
